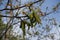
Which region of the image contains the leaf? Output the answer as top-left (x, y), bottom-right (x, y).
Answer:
top-left (28, 11), bottom-right (34, 27)
top-left (33, 11), bottom-right (41, 24)
top-left (26, 22), bottom-right (31, 30)
top-left (20, 20), bottom-right (25, 35)
top-left (33, 22), bottom-right (37, 26)
top-left (26, 22), bottom-right (31, 26)
top-left (23, 20), bottom-right (31, 30)
top-left (29, 12), bottom-right (33, 20)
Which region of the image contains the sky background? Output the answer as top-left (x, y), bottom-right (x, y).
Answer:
top-left (0, 0), bottom-right (60, 40)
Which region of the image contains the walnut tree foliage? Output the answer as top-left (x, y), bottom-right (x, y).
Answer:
top-left (0, 14), bottom-right (6, 33)
top-left (0, 0), bottom-right (60, 40)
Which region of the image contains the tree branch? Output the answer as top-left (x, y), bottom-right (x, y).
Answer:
top-left (0, 15), bottom-right (27, 18)
top-left (0, 0), bottom-right (41, 11)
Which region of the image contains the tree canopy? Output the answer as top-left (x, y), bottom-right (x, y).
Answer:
top-left (0, 0), bottom-right (60, 40)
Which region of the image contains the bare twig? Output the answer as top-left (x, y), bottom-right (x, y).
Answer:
top-left (0, 15), bottom-right (27, 18)
top-left (0, 0), bottom-right (42, 11)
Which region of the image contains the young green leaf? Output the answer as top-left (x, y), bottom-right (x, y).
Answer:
top-left (29, 13), bottom-right (33, 20)
top-left (33, 12), bottom-right (41, 24)
top-left (20, 20), bottom-right (25, 35)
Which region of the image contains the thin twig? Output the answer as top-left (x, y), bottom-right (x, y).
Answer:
top-left (0, 0), bottom-right (41, 11)
top-left (0, 15), bottom-right (27, 18)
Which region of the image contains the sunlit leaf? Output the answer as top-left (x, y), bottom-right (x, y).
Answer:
top-left (33, 11), bottom-right (41, 24)
top-left (33, 22), bottom-right (37, 26)
top-left (29, 12), bottom-right (33, 20)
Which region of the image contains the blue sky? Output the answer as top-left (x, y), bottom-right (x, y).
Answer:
top-left (0, 0), bottom-right (60, 40)
top-left (40, 0), bottom-right (60, 23)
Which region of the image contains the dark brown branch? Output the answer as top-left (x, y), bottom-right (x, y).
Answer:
top-left (0, 15), bottom-right (27, 18)
top-left (0, 10), bottom-right (55, 19)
